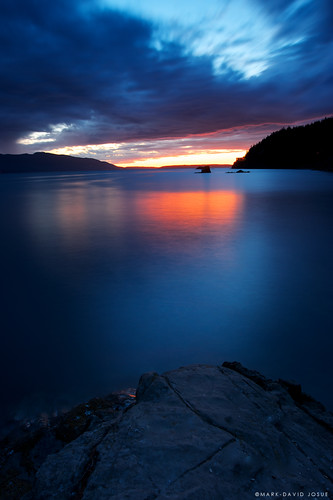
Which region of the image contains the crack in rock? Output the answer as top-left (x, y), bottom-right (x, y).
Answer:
top-left (71, 447), bottom-right (100, 500)
top-left (319, 468), bottom-right (333, 485)
top-left (162, 375), bottom-right (238, 439)
top-left (220, 368), bottom-right (265, 410)
top-left (148, 475), bottom-right (161, 498)
top-left (277, 425), bottom-right (333, 486)
top-left (70, 423), bottom-right (115, 500)
top-left (69, 406), bottom-right (134, 500)
top-left (155, 438), bottom-right (236, 499)
top-left (169, 438), bottom-right (236, 486)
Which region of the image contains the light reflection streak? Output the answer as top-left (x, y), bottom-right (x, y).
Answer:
top-left (25, 181), bottom-right (244, 256)
top-left (134, 190), bottom-right (243, 230)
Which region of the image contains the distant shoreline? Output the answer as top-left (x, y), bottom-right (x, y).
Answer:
top-left (2, 150), bottom-right (332, 173)
top-left (0, 152), bottom-right (120, 173)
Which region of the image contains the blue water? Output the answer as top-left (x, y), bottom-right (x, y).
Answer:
top-left (1, 168), bottom-right (332, 423)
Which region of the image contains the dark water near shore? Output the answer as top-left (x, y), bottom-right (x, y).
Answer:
top-left (1, 168), bottom-right (333, 425)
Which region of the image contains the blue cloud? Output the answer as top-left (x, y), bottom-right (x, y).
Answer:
top-left (0, 0), bottom-right (332, 153)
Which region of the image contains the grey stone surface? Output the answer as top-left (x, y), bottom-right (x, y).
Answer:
top-left (1, 363), bottom-right (332, 499)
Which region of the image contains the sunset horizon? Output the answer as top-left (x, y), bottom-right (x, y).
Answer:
top-left (41, 114), bottom-right (330, 168)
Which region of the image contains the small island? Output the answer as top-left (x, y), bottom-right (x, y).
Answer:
top-left (195, 165), bottom-right (211, 173)
top-left (226, 169), bottom-right (250, 174)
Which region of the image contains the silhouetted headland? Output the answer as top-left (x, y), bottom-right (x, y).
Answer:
top-left (1, 362), bottom-right (332, 499)
top-left (233, 117), bottom-right (333, 171)
top-left (0, 152), bottom-right (121, 173)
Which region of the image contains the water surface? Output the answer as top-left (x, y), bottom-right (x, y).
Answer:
top-left (1, 168), bottom-right (332, 423)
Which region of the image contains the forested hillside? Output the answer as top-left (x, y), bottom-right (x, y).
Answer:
top-left (233, 118), bottom-right (333, 170)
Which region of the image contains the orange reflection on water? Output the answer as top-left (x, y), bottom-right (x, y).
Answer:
top-left (26, 185), bottom-right (244, 255)
top-left (134, 190), bottom-right (244, 231)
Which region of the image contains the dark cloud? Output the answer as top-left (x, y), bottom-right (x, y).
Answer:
top-left (0, 0), bottom-right (332, 153)
top-left (0, 0), bottom-right (153, 147)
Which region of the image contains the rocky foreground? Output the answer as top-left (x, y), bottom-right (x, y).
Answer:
top-left (1, 362), bottom-right (332, 499)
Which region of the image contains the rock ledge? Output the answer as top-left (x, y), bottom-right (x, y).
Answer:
top-left (1, 362), bottom-right (332, 499)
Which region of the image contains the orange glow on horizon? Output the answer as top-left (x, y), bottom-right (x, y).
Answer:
top-left (46, 144), bottom-right (246, 168)
top-left (117, 150), bottom-right (247, 168)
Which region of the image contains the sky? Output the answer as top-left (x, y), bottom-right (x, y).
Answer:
top-left (1, 0), bottom-right (333, 167)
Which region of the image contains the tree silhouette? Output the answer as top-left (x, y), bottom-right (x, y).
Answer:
top-left (233, 117), bottom-right (333, 170)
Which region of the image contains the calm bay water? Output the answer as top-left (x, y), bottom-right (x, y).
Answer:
top-left (1, 168), bottom-right (333, 424)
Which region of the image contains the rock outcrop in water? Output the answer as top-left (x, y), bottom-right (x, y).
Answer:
top-left (195, 165), bottom-right (211, 173)
top-left (0, 362), bottom-right (332, 499)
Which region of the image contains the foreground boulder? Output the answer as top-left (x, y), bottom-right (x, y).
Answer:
top-left (1, 363), bottom-right (332, 499)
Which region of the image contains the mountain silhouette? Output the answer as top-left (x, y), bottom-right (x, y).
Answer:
top-left (0, 152), bottom-right (120, 173)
